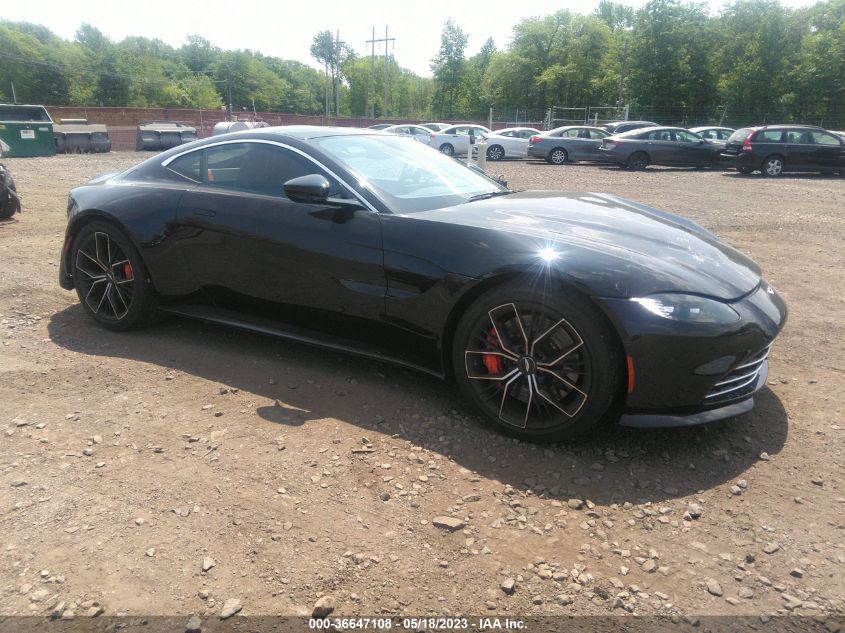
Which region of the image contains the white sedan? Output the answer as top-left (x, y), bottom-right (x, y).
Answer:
top-left (428, 124), bottom-right (491, 156)
top-left (381, 124), bottom-right (433, 143)
top-left (481, 127), bottom-right (542, 160)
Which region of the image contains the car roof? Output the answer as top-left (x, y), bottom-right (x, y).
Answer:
top-left (546, 125), bottom-right (607, 133)
top-left (689, 126), bottom-right (734, 131)
top-left (225, 125), bottom-right (378, 141)
top-left (490, 127), bottom-right (539, 133)
top-left (604, 120), bottom-right (657, 126)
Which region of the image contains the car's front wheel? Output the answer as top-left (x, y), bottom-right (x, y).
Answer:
top-left (452, 283), bottom-right (622, 442)
top-left (71, 221), bottom-right (159, 330)
top-left (761, 155), bottom-right (784, 177)
top-left (439, 143), bottom-right (455, 156)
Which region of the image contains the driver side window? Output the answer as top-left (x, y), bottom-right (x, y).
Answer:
top-left (203, 142), bottom-right (346, 198)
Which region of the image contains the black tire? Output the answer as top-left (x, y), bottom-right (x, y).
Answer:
top-left (439, 143), bottom-right (455, 157)
top-left (738, 166), bottom-right (753, 175)
top-left (486, 144), bottom-right (505, 161)
top-left (0, 169), bottom-right (19, 220)
top-left (71, 221), bottom-right (159, 331)
top-left (761, 155), bottom-right (784, 177)
top-left (626, 152), bottom-right (649, 170)
top-left (548, 148), bottom-right (568, 165)
top-left (452, 282), bottom-right (623, 442)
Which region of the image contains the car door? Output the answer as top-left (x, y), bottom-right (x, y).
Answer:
top-left (170, 140), bottom-right (386, 327)
top-left (674, 129), bottom-right (715, 165)
top-left (444, 126), bottom-right (471, 155)
top-left (809, 131), bottom-right (845, 172)
top-left (784, 129), bottom-right (814, 171)
top-left (585, 129), bottom-right (609, 160)
top-left (558, 128), bottom-right (589, 159)
top-left (644, 129), bottom-right (676, 164)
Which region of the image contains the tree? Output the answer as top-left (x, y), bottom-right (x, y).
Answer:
top-left (310, 30), bottom-right (353, 117)
top-left (431, 20), bottom-right (469, 119)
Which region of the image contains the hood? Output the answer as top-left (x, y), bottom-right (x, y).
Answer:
top-left (402, 191), bottom-right (761, 300)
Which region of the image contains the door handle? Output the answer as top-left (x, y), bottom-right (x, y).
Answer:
top-left (192, 208), bottom-right (216, 217)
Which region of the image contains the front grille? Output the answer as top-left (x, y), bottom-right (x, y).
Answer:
top-left (704, 344), bottom-right (771, 405)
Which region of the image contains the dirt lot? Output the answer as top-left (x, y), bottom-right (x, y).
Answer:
top-left (1, 152), bottom-right (843, 625)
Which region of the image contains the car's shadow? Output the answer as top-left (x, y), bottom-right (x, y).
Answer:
top-left (48, 305), bottom-right (789, 506)
top-left (720, 171), bottom-right (845, 180)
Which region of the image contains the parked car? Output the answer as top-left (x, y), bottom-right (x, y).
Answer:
top-left (420, 123), bottom-right (452, 132)
top-left (481, 127), bottom-right (541, 160)
top-left (381, 124), bottom-right (432, 143)
top-left (599, 126), bottom-right (722, 169)
top-left (367, 123), bottom-right (393, 130)
top-left (527, 126), bottom-right (610, 165)
top-left (428, 124), bottom-right (491, 156)
top-left (721, 125), bottom-right (845, 176)
top-left (58, 126), bottom-right (786, 442)
top-left (601, 120), bottom-right (659, 135)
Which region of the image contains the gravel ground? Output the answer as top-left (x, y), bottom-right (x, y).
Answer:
top-left (0, 152), bottom-right (843, 624)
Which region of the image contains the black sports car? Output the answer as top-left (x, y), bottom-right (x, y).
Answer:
top-left (59, 126), bottom-right (787, 441)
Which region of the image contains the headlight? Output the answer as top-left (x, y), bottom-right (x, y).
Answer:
top-left (631, 294), bottom-right (740, 323)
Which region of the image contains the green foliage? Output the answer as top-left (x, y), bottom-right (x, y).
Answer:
top-left (2, 3), bottom-right (845, 128)
top-left (431, 20), bottom-right (469, 119)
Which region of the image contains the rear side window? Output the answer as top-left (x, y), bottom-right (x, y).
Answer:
top-left (758, 130), bottom-right (785, 143)
top-left (588, 129), bottom-right (608, 139)
top-left (811, 131), bottom-right (841, 146)
top-left (727, 128), bottom-right (753, 143)
top-left (167, 151), bottom-right (202, 182)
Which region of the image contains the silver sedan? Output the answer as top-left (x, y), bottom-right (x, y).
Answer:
top-left (527, 126), bottom-right (611, 165)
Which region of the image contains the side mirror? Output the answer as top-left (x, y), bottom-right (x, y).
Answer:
top-left (284, 174), bottom-right (330, 204)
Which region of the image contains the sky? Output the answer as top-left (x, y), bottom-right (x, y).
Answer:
top-left (2, 0), bottom-right (822, 77)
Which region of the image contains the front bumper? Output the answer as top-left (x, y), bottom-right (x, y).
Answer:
top-left (599, 281), bottom-right (787, 426)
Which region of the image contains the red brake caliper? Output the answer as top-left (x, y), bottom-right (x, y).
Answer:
top-left (483, 328), bottom-right (502, 375)
top-left (123, 262), bottom-right (134, 280)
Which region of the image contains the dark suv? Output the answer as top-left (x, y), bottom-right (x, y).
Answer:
top-left (721, 125), bottom-right (845, 176)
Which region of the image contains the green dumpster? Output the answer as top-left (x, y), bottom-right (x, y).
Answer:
top-left (0, 104), bottom-right (56, 157)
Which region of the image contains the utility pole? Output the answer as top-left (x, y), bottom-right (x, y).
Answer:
top-left (324, 61), bottom-right (329, 122)
top-left (366, 26), bottom-right (395, 118)
top-left (226, 65), bottom-right (233, 122)
top-left (618, 36), bottom-right (628, 114)
top-left (369, 27), bottom-right (375, 118)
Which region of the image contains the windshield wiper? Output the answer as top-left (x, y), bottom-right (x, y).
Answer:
top-left (467, 190), bottom-right (513, 202)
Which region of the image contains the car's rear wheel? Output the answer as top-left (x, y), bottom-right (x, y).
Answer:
top-left (71, 221), bottom-right (159, 331)
top-left (626, 152), bottom-right (649, 170)
top-left (439, 143), bottom-right (455, 157)
top-left (452, 283), bottom-right (622, 442)
top-left (547, 148), bottom-right (568, 165)
top-left (761, 155), bottom-right (784, 177)
top-left (486, 145), bottom-right (504, 161)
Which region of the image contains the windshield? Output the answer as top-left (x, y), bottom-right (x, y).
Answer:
top-left (313, 134), bottom-right (506, 213)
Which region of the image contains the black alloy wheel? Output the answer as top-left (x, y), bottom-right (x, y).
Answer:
top-left (626, 152), bottom-right (649, 170)
top-left (71, 221), bottom-right (158, 330)
top-left (487, 145), bottom-right (505, 161)
top-left (548, 148), bottom-right (568, 165)
top-left (453, 284), bottom-right (621, 442)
